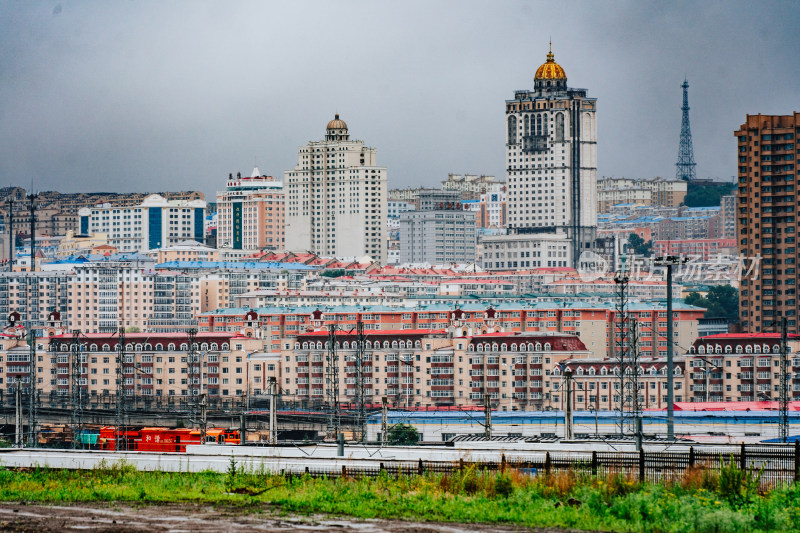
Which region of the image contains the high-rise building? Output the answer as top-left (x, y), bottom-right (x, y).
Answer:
top-left (498, 46), bottom-right (597, 267)
top-left (720, 194), bottom-right (737, 240)
top-left (736, 112), bottom-right (800, 332)
top-left (216, 169), bottom-right (284, 251)
top-left (398, 206), bottom-right (477, 264)
top-left (78, 194), bottom-right (206, 252)
top-left (284, 115), bottom-right (387, 263)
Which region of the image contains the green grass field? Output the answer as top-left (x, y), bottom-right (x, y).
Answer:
top-left (0, 459), bottom-right (798, 533)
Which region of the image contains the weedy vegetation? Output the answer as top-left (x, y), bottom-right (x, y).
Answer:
top-left (0, 458), bottom-right (797, 532)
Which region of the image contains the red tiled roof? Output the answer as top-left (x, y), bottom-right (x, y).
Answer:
top-left (297, 329), bottom-right (447, 337)
top-left (699, 333), bottom-right (800, 340)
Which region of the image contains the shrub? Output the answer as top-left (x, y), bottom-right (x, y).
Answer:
top-left (681, 464), bottom-right (719, 492)
top-left (494, 473), bottom-right (513, 498)
top-left (717, 454), bottom-right (762, 509)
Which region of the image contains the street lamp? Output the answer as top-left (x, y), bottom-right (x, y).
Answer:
top-left (654, 255), bottom-right (688, 440)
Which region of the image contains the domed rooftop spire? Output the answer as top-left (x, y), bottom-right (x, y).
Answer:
top-left (535, 44), bottom-right (567, 81)
top-left (325, 113), bottom-right (350, 141)
top-left (327, 113), bottom-right (348, 131)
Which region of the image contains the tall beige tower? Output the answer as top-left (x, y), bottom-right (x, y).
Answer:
top-left (284, 115), bottom-right (387, 263)
top-left (504, 46), bottom-right (597, 266)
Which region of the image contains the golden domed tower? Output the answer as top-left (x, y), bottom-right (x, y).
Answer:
top-left (534, 44), bottom-right (567, 92)
top-left (496, 43), bottom-right (598, 271)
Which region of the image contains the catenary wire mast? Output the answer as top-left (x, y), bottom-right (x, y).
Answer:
top-left (69, 331), bottom-right (87, 448)
top-left (614, 260), bottom-right (630, 436)
top-left (26, 192), bottom-right (38, 447)
top-left (354, 320), bottom-right (367, 442)
top-left (676, 79), bottom-right (697, 182)
top-left (187, 328), bottom-right (200, 424)
top-left (326, 324), bottom-right (341, 440)
top-left (26, 328), bottom-right (37, 447)
top-left (779, 317), bottom-right (789, 443)
top-left (627, 320), bottom-right (642, 437)
top-left (7, 197), bottom-right (13, 272)
top-left (115, 327), bottom-right (126, 450)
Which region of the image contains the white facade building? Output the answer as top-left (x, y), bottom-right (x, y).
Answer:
top-left (284, 115), bottom-right (387, 263)
top-left (78, 194), bottom-right (206, 253)
top-left (216, 168), bottom-right (284, 251)
top-left (503, 47), bottom-right (597, 267)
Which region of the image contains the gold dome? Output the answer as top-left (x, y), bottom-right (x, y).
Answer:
top-left (535, 46), bottom-right (566, 80)
top-left (327, 113), bottom-right (348, 130)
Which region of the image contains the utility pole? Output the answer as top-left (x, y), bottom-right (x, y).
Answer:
top-left (654, 255), bottom-right (687, 440)
top-left (779, 316), bottom-right (789, 443)
top-left (269, 377), bottom-right (277, 446)
top-left (381, 396), bottom-right (388, 445)
top-left (564, 367), bottom-right (574, 440)
top-left (484, 393), bottom-right (492, 440)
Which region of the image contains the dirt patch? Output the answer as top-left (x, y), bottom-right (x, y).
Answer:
top-left (0, 502), bottom-right (574, 532)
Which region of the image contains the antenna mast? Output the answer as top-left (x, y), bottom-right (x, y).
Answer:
top-left (676, 79), bottom-right (697, 181)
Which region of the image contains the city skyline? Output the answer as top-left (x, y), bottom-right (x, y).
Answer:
top-left (1, 1), bottom-right (799, 199)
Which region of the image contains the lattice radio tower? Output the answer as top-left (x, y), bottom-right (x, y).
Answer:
top-left (676, 79), bottom-right (697, 182)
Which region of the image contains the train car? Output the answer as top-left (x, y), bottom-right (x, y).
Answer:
top-left (137, 427), bottom-right (202, 452)
top-left (205, 428), bottom-right (240, 445)
top-left (97, 426), bottom-right (240, 451)
top-left (98, 426), bottom-right (143, 451)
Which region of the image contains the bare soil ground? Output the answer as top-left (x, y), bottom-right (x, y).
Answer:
top-left (0, 502), bottom-right (573, 533)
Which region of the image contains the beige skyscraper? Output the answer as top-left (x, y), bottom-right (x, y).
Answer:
top-left (284, 115), bottom-right (387, 263)
top-left (490, 46), bottom-right (597, 268)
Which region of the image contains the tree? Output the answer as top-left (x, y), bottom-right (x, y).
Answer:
top-left (387, 424), bottom-right (419, 445)
top-left (683, 182), bottom-right (735, 208)
top-left (320, 269), bottom-right (346, 278)
top-left (627, 233), bottom-right (653, 257)
top-left (685, 285), bottom-right (739, 322)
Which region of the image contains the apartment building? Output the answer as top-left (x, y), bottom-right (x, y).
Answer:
top-left (597, 176), bottom-right (687, 213)
top-left (216, 170), bottom-right (284, 251)
top-left (735, 113), bottom-right (800, 332)
top-left (398, 209), bottom-right (477, 264)
top-left (0, 257), bottom-right (312, 334)
top-left (284, 115), bottom-right (387, 263)
top-left (653, 239), bottom-right (737, 261)
top-left (78, 194), bottom-right (206, 253)
top-left (685, 333), bottom-right (800, 403)
top-left (441, 174), bottom-right (503, 201)
top-left (198, 301), bottom-right (705, 361)
top-left (1, 327), bottom-right (273, 406)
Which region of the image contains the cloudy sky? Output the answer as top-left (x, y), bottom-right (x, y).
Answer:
top-left (1, 1), bottom-right (798, 199)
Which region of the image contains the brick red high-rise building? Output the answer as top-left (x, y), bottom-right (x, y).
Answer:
top-left (736, 113), bottom-right (800, 332)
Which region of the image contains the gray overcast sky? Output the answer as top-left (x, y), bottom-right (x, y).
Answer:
top-left (1, 1), bottom-right (798, 200)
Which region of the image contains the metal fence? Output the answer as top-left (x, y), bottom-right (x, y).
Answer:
top-left (292, 443), bottom-right (800, 488)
